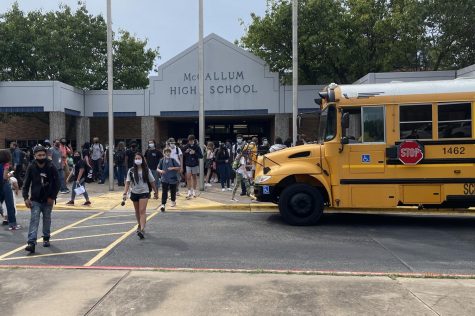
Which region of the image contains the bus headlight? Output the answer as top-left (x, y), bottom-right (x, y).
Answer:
top-left (255, 175), bottom-right (272, 184)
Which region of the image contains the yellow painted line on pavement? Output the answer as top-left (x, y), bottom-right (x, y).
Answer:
top-left (84, 211), bottom-right (159, 267)
top-left (0, 212), bottom-right (105, 260)
top-left (0, 249), bottom-right (103, 261)
top-left (96, 214), bottom-right (135, 219)
top-left (51, 232), bottom-right (128, 242)
top-left (71, 221), bottom-right (137, 229)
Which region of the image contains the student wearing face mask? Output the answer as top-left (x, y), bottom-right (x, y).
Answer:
top-left (144, 139), bottom-right (163, 192)
top-left (123, 152), bottom-right (158, 239)
top-left (258, 138), bottom-right (270, 155)
top-left (165, 138), bottom-right (183, 195)
top-left (22, 145), bottom-right (60, 253)
top-left (51, 139), bottom-right (69, 194)
top-left (65, 151), bottom-right (91, 206)
top-left (231, 135), bottom-right (248, 196)
top-left (157, 148), bottom-right (181, 211)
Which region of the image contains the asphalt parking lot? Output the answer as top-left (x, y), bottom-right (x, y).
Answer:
top-left (1, 210), bottom-right (475, 275)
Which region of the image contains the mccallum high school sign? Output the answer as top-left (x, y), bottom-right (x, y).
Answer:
top-left (169, 71), bottom-right (258, 95)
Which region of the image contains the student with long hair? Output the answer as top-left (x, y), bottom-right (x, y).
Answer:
top-left (123, 152), bottom-right (158, 239)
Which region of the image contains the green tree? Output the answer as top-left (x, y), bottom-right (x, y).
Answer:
top-left (0, 2), bottom-right (159, 89)
top-left (240, 0), bottom-right (475, 84)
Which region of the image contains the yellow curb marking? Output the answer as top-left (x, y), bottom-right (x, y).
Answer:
top-left (84, 211), bottom-right (159, 267)
top-left (51, 232), bottom-right (128, 242)
top-left (0, 212), bottom-right (105, 260)
top-left (0, 249), bottom-right (103, 261)
top-left (71, 221), bottom-right (137, 229)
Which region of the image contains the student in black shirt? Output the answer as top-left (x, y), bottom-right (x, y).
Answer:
top-left (144, 139), bottom-right (163, 191)
top-left (125, 141), bottom-right (138, 169)
top-left (66, 151), bottom-right (91, 206)
top-left (22, 145), bottom-right (60, 253)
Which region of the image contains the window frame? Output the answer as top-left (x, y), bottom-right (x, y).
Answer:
top-left (360, 105), bottom-right (386, 144)
top-left (399, 103), bottom-right (433, 140)
top-left (437, 102), bottom-right (472, 139)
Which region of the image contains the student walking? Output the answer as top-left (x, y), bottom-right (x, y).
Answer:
top-left (22, 145), bottom-right (60, 253)
top-left (231, 149), bottom-right (256, 202)
top-left (91, 137), bottom-right (104, 182)
top-left (144, 139), bottom-right (163, 192)
top-left (183, 135), bottom-right (203, 199)
top-left (114, 142), bottom-right (127, 186)
top-left (216, 143), bottom-right (232, 191)
top-left (52, 139), bottom-right (69, 194)
top-left (66, 151), bottom-right (91, 206)
top-left (123, 152), bottom-right (158, 239)
top-left (0, 149), bottom-right (20, 230)
top-left (166, 138), bottom-right (183, 195)
top-left (157, 148), bottom-right (181, 212)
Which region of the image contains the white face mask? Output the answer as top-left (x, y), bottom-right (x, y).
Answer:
top-left (134, 159), bottom-right (142, 166)
top-left (148, 143), bottom-right (155, 149)
top-left (237, 138), bottom-right (243, 144)
top-left (263, 141), bottom-right (268, 146)
top-left (170, 143), bottom-right (176, 149)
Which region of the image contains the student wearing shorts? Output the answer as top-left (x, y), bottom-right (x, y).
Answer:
top-left (182, 135), bottom-right (203, 199)
top-left (123, 152), bottom-right (158, 239)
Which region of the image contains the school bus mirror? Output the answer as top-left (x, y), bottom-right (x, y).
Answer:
top-left (341, 112), bottom-right (350, 129)
top-left (314, 97), bottom-right (322, 106)
top-left (341, 136), bottom-right (349, 145)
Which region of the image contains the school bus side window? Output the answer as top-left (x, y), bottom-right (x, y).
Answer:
top-left (342, 106), bottom-right (385, 143)
top-left (363, 107), bottom-right (385, 142)
top-left (400, 104), bottom-right (432, 139)
top-left (342, 108), bottom-right (362, 143)
top-left (438, 102), bottom-right (472, 138)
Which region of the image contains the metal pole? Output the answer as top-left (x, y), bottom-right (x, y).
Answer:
top-left (107, 0), bottom-right (114, 191)
top-left (292, 0), bottom-right (298, 146)
top-left (198, 0), bottom-right (205, 191)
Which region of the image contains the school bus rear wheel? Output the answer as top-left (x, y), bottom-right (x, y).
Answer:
top-left (278, 183), bottom-right (324, 226)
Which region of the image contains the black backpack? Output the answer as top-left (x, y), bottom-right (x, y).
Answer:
top-left (115, 150), bottom-right (126, 164)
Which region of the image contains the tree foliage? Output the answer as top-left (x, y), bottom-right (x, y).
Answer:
top-left (240, 0), bottom-right (475, 84)
top-left (0, 2), bottom-right (159, 89)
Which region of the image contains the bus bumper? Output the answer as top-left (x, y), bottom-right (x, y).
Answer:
top-left (254, 185), bottom-right (276, 203)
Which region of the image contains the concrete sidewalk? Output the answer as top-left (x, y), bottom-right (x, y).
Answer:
top-left (1, 267), bottom-right (474, 315)
top-left (15, 180), bottom-right (277, 212)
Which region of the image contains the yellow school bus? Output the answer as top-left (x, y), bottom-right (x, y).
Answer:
top-left (254, 78), bottom-right (475, 225)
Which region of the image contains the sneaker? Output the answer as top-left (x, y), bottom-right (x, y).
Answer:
top-left (60, 190), bottom-right (70, 194)
top-left (205, 183), bottom-right (212, 187)
top-left (227, 188), bottom-right (233, 191)
top-left (65, 201), bottom-right (74, 206)
top-left (186, 191), bottom-right (192, 199)
top-left (83, 201), bottom-right (91, 206)
top-left (137, 230), bottom-right (145, 239)
top-left (43, 238), bottom-right (50, 247)
top-left (231, 198), bottom-right (239, 202)
top-left (176, 192), bottom-right (181, 196)
top-left (192, 191), bottom-right (196, 198)
top-left (170, 201), bottom-right (176, 207)
top-left (250, 194), bottom-right (257, 201)
top-left (9, 225), bottom-right (21, 230)
top-left (2, 220), bottom-right (8, 226)
top-left (221, 188), bottom-right (226, 192)
top-left (160, 204), bottom-right (165, 212)
top-left (25, 243), bottom-right (35, 253)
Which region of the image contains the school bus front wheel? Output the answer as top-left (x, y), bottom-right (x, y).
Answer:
top-left (278, 183), bottom-right (324, 226)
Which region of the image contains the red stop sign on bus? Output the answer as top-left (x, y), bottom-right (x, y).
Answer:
top-left (398, 141), bottom-right (424, 165)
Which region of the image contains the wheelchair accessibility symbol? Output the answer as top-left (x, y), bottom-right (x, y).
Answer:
top-left (263, 186), bottom-right (270, 195)
top-left (361, 154), bottom-right (371, 163)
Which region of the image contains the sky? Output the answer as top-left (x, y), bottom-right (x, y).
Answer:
top-left (0, 0), bottom-right (268, 67)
